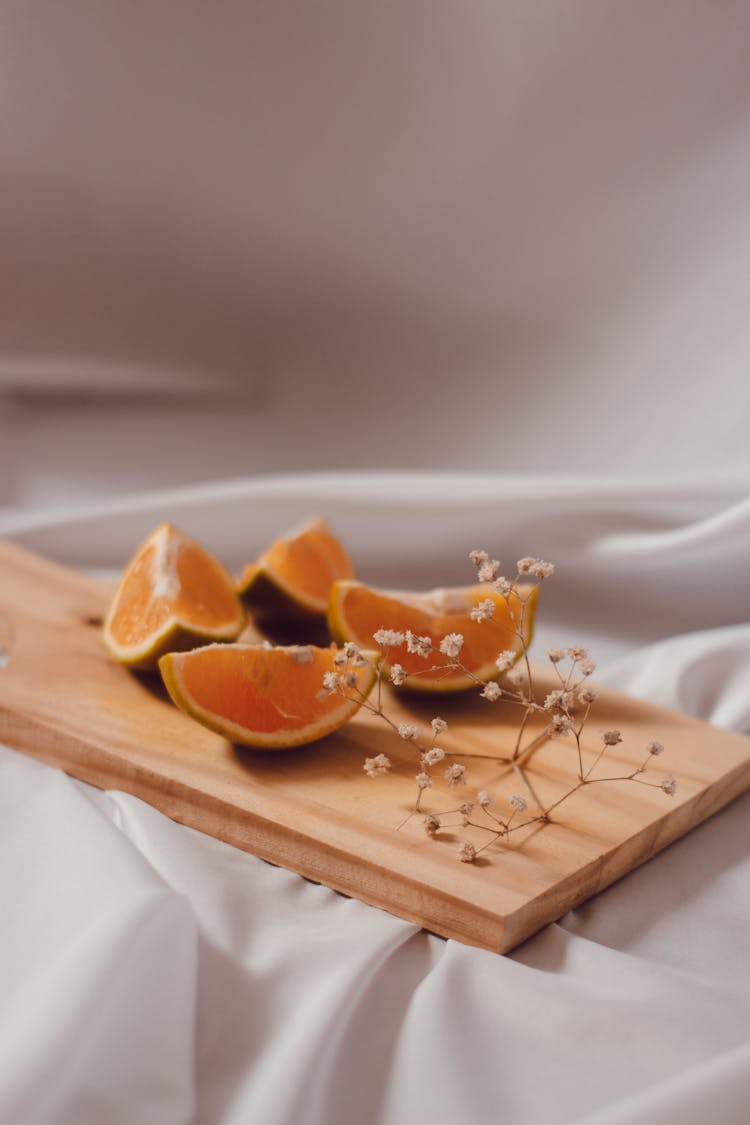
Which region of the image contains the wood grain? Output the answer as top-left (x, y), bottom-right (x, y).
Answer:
top-left (1, 537), bottom-right (749, 953)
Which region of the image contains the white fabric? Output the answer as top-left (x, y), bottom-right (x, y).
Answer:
top-left (1, 475), bottom-right (749, 1125)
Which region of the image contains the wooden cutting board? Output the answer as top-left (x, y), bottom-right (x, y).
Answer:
top-left (1, 537), bottom-right (749, 954)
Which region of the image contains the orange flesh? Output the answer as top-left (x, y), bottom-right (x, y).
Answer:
top-left (241, 521), bottom-right (354, 612)
top-left (108, 543), bottom-right (172, 646)
top-left (107, 528), bottom-right (242, 648)
top-left (172, 542), bottom-right (242, 626)
top-left (332, 584), bottom-right (536, 686)
top-left (174, 645), bottom-right (371, 735)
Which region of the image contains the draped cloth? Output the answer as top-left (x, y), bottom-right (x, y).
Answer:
top-left (1, 475), bottom-right (748, 1125)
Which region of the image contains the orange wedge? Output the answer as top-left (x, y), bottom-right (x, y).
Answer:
top-left (237, 517), bottom-right (354, 640)
top-left (159, 642), bottom-right (378, 749)
top-left (328, 580), bottom-right (538, 692)
top-left (103, 523), bottom-right (245, 669)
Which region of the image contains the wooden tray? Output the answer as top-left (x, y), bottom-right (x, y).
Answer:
top-left (1, 537), bottom-right (749, 954)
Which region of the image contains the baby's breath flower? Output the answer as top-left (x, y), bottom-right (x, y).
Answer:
top-left (405, 631), bottom-right (433, 658)
top-left (444, 763), bottom-right (467, 788)
top-left (292, 646), bottom-right (314, 664)
top-left (478, 559), bottom-right (500, 583)
top-left (389, 663), bottom-right (407, 686)
top-left (322, 670), bottom-right (340, 693)
top-left (352, 547), bottom-right (676, 862)
top-left (530, 559), bottom-right (555, 579)
top-left (550, 713), bottom-right (573, 737)
top-left (398, 723), bottom-right (419, 741)
top-left (505, 666), bottom-right (526, 688)
top-left (373, 628), bottom-right (405, 648)
top-left (495, 650), bottom-right (517, 673)
top-left (470, 598), bottom-right (496, 622)
top-left (543, 689), bottom-right (573, 712)
top-left (333, 649), bottom-right (348, 668)
top-left (439, 632), bottom-right (464, 659)
top-left (364, 754), bottom-right (391, 778)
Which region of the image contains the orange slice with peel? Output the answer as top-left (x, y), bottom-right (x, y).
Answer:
top-left (237, 517), bottom-right (354, 641)
top-left (103, 523), bottom-right (244, 669)
top-left (159, 642), bottom-right (379, 749)
top-left (328, 580), bottom-right (538, 692)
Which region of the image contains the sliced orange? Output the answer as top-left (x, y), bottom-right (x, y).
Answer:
top-left (103, 523), bottom-right (245, 669)
top-left (328, 580), bottom-right (538, 692)
top-left (237, 517), bottom-right (354, 640)
top-left (159, 642), bottom-right (378, 749)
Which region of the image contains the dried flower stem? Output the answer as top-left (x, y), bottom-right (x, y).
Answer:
top-left (325, 552), bottom-right (677, 866)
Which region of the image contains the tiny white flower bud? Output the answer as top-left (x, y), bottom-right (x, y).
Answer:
top-left (398, 723), bottom-right (419, 741)
top-left (495, 649), bottom-right (517, 673)
top-left (389, 663), bottom-right (407, 686)
top-left (439, 633), bottom-right (464, 659)
top-left (363, 754), bottom-right (391, 778)
top-left (444, 763), bottom-right (467, 788)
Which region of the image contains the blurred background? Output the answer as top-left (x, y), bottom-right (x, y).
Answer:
top-left (2, 1), bottom-right (750, 514)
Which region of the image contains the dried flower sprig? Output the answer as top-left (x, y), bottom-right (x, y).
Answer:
top-left (322, 552), bottom-right (677, 864)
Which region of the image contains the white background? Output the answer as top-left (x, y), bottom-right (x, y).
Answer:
top-left (2, 2), bottom-right (750, 508)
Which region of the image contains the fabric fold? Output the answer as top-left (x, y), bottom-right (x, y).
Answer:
top-left (0, 749), bottom-right (198, 1125)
